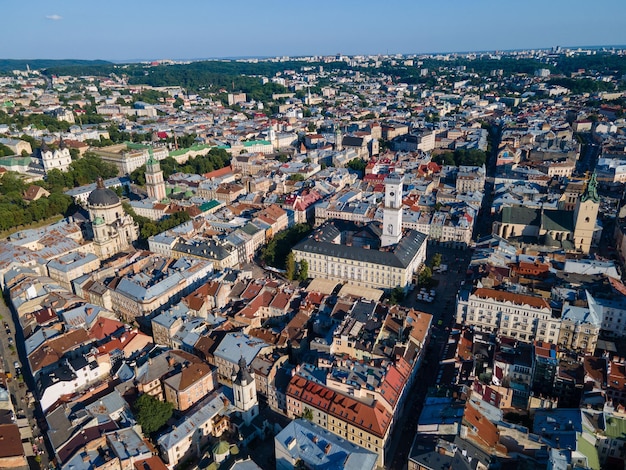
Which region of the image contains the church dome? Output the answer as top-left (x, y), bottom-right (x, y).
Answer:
top-left (88, 177), bottom-right (120, 206)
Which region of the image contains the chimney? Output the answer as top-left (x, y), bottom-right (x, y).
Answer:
top-left (324, 443), bottom-right (331, 455)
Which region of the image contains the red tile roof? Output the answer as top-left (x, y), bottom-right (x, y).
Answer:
top-left (473, 288), bottom-right (550, 310)
top-left (89, 318), bottom-right (125, 340)
top-left (463, 402), bottom-right (506, 453)
top-left (287, 376), bottom-right (392, 438)
top-left (0, 424), bottom-right (24, 459)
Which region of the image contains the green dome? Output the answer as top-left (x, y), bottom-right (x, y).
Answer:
top-left (93, 216), bottom-right (105, 226)
top-left (212, 441), bottom-right (230, 456)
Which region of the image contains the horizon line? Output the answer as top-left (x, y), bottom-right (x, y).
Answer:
top-left (3, 43), bottom-right (626, 65)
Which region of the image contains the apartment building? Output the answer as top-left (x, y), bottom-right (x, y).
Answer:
top-left (456, 288), bottom-right (560, 343)
top-left (286, 376), bottom-right (393, 468)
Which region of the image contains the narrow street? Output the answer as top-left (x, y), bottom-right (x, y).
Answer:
top-left (0, 296), bottom-right (48, 470)
top-left (387, 246), bottom-right (472, 469)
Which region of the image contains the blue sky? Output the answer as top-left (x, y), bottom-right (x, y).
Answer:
top-left (2, 0), bottom-right (625, 61)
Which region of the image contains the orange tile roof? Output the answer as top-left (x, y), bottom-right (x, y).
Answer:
top-left (463, 402), bottom-right (504, 452)
top-left (241, 281), bottom-right (264, 300)
top-left (89, 318), bottom-right (125, 340)
top-left (0, 424), bottom-right (25, 459)
top-left (473, 288), bottom-right (550, 310)
top-left (287, 376), bottom-right (392, 438)
top-left (134, 456), bottom-right (169, 470)
top-left (178, 362), bottom-right (214, 391)
top-left (204, 165), bottom-right (234, 179)
top-left (270, 292), bottom-right (291, 310)
top-left (608, 361), bottom-right (626, 391)
top-left (408, 309), bottom-right (433, 345)
top-left (609, 277), bottom-right (626, 297)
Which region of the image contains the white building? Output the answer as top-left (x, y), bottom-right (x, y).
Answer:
top-left (456, 287), bottom-right (560, 343)
top-left (38, 141), bottom-right (72, 173)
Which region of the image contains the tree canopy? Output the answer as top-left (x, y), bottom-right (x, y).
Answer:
top-left (261, 223), bottom-right (311, 269)
top-left (0, 172), bottom-right (73, 232)
top-left (346, 158), bottom-right (367, 173)
top-left (123, 202), bottom-right (191, 241)
top-left (133, 394), bottom-right (173, 435)
top-left (432, 149), bottom-right (486, 167)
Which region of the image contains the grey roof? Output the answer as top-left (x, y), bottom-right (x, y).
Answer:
top-left (214, 332), bottom-right (268, 366)
top-left (409, 436), bottom-right (473, 470)
top-left (173, 239), bottom-right (233, 261)
top-left (107, 427), bottom-right (151, 461)
top-left (84, 389), bottom-right (127, 421)
top-left (134, 351), bottom-right (189, 385)
top-left (87, 186), bottom-right (120, 206)
top-left (65, 176), bottom-right (130, 197)
top-left (25, 327), bottom-right (60, 356)
top-left (235, 355), bottom-right (253, 384)
top-left (275, 419), bottom-right (378, 470)
top-left (157, 392), bottom-right (229, 451)
top-left (293, 220), bottom-right (427, 269)
top-left (47, 252), bottom-right (99, 273)
top-left (45, 406), bottom-right (76, 451)
top-left (561, 303), bottom-right (601, 327)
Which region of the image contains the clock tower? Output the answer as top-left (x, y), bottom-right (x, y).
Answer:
top-left (381, 173), bottom-right (404, 247)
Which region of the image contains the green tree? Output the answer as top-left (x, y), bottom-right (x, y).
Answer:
top-left (418, 266), bottom-right (433, 287)
top-left (134, 394), bottom-right (173, 435)
top-left (301, 407), bottom-right (314, 421)
top-left (298, 259), bottom-right (308, 282)
top-left (346, 158), bottom-right (367, 173)
top-left (0, 172), bottom-right (26, 195)
top-left (261, 223), bottom-right (311, 269)
top-left (430, 253), bottom-right (442, 268)
top-left (389, 286), bottom-right (405, 305)
top-left (289, 173), bottom-right (305, 182)
top-left (285, 252), bottom-right (296, 281)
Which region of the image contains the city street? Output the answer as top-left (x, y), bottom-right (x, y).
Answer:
top-left (0, 296), bottom-right (48, 470)
top-left (386, 245), bottom-right (472, 469)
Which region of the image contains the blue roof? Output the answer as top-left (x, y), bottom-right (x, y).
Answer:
top-left (275, 419), bottom-right (378, 470)
top-left (25, 327), bottom-right (60, 356)
top-left (47, 251), bottom-right (99, 273)
top-left (214, 333), bottom-right (268, 366)
top-left (158, 392), bottom-right (229, 450)
top-left (64, 176), bottom-right (130, 197)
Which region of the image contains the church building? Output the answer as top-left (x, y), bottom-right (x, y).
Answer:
top-left (38, 139), bottom-right (72, 174)
top-left (492, 173), bottom-right (601, 254)
top-left (88, 177), bottom-right (139, 259)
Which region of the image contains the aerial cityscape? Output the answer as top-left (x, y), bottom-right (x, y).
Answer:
top-left (1, 4), bottom-right (626, 470)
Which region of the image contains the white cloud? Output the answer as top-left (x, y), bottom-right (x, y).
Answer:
top-left (46, 14), bottom-right (63, 21)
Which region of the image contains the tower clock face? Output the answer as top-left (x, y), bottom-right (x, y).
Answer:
top-left (387, 224), bottom-right (393, 234)
top-left (390, 191), bottom-right (395, 197)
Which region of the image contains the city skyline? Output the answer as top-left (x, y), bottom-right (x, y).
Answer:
top-left (2, 0), bottom-right (626, 62)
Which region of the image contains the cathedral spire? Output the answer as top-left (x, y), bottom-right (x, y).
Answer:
top-left (581, 172), bottom-right (599, 203)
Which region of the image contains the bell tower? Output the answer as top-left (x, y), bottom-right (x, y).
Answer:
top-left (381, 173), bottom-right (404, 247)
top-left (145, 149), bottom-right (166, 201)
top-left (231, 356), bottom-right (258, 426)
top-left (335, 125), bottom-right (343, 152)
top-left (573, 172), bottom-right (600, 254)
